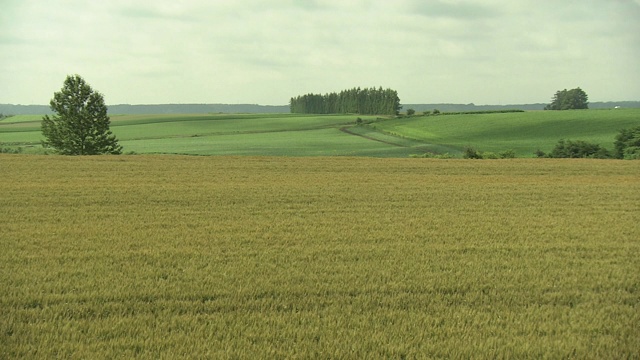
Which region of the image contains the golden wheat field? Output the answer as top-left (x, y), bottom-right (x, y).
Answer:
top-left (1, 155), bottom-right (639, 358)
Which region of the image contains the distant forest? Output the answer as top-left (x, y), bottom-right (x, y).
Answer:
top-left (402, 101), bottom-right (640, 112)
top-left (0, 103), bottom-right (289, 115)
top-left (290, 87), bottom-right (401, 115)
top-left (1, 101), bottom-right (639, 115)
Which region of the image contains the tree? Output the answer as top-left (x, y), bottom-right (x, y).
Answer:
top-left (42, 75), bottom-right (122, 155)
top-left (463, 146), bottom-right (482, 159)
top-left (544, 87), bottom-right (589, 110)
top-left (406, 108), bottom-right (415, 116)
top-left (289, 87), bottom-right (401, 115)
top-left (548, 139), bottom-right (609, 158)
top-left (614, 126), bottom-right (640, 159)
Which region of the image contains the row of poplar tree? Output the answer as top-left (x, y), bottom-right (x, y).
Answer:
top-left (290, 87), bottom-right (402, 115)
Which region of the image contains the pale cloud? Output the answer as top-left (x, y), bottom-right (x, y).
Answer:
top-left (409, 0), bottom-right (501, 19)
top-left (1, 0), bottom-right (638, 105)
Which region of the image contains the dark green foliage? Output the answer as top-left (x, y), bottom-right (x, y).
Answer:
top-left (545, 88), bottom-right (589, 110)
top-left (534, 149), bottom-right (546, 158)
top-left (548, 139), bottom-right (610, 158)
top-left (498, 149), bottom-right (516, 159)
top-left (42, 75), bottom-right (122, 155)
top-left (406, 109), bottom-right (415, 116)
top-left (409, 152), bottom-right (453, 159)
top-left (426, 109), bottom-right (524, 116)
top-left (464, 149), bottom-right (515, 159)
top-left (463, 147), bottom-right (483, 159)
top-left (614, 126), bottom-right (640, 159)
top-left (1, 146), bottom-right (23, 154)
top-left (481, 151), bottom-right (498, 159)
top-left (418, 108), bottom-right (522, 117)
top-left (290, 87), bottom-right (401, 115)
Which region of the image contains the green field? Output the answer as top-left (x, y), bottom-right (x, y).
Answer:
top-left (0, 113), bottom-right (420, 157)
top-left (1, 155), bottom-right (638, 358)
top-left (1, 109), bottom-right (639, 157)
top-left (370, 109), bottom-right (640, 156)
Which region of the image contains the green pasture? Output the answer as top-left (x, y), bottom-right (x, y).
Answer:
top-left (123, 128), bottom-right (417, 157)
top-left (371, 109), bottom-right (640, 156)
top-left (110, 114), bottom-right (369, 141)
top-left (0, 115), bottom-right (43, 123)
top-left (1, 109), bottom-right (639, 157)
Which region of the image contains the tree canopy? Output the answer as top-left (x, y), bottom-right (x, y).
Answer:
top-left (614, 125), bottom-right (640, 159)
top-left (290, 87), bottom-right (401, 115)
top-left (42, 75), bottom-right (122, 155)
top-left (544, 87), bottom-right (589, 110)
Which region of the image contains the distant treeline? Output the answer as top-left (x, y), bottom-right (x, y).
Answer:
top-left (403, 103), bottom-right (546, 112)
top-left (107, 104), bottom-right (290, 114)
top-left (424, 109), bottom-right (525, 116)
top-left (0, 103), bottom-right (289, 115)
top-left (1, 101), bottom-right (638, 115)
top-left (289, 87), bottom-right (402, 115)
top-left (403, 101), bottom-right (640, 112)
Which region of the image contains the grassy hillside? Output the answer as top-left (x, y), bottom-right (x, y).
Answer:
top-left (1, 110), bottom-right (639, 157)
top-left (1, 155), bottom-right (638, 358)
top-left (0, 113), bottom-right (423, 157)
top-left (371, 109), bottom-right (640, 157)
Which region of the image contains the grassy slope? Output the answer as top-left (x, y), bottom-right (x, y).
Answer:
top-left (370, 109), bottom-right (640, 157)
top-left (1, 155), bottom-right (638, 358)
top-left (112, 114), bottom-right (420, 156)
top-left (0, 115), bottom-right (44, 123)
top-left (123, 128), bottom-right (419, 157)
top-left (1, 110), bottom-right (639, 157)
top-left (0, 113), bottom-right (422, 157)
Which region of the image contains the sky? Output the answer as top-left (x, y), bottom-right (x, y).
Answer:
top-left (1, 0), bottom-right (639, 106)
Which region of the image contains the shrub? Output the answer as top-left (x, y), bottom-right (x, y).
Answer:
top-left (478, 150), bottom-right (515, 159)
top-left (410, 152), bottom-right (454, 159)
top-left (432, 109), bottom-right (440, 115)
top-left (463, 147), bottom-right (483, 159)
top-left (548, 139), bottom-right (610, 158)
top-left (534, 149), bottom-right (546, 158)
top-left (0, 147), bottom-right (23, 154)
top-left (592, 147), bottom-right (612, 159)
top-left (499, 149), bottom-right (516, 159)
top-left (406, 109), bottom-right (416, 116)
top-left (624, 147), bottom-right (640, 159)
top-left (435, 153), bottom-right (454, 159)
top-left (614, 126), bottom-right (640, 159)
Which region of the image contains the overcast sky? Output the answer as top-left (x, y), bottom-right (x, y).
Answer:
top-left (2, 0), bottom-right (639, 106)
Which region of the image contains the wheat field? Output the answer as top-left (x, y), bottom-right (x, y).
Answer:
top-left (1, 155), bottom-right (638, 358)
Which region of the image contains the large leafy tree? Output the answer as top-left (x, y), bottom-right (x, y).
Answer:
top-left (42, 75), bottom-right (122, 155)
top-left (544, 87), bottom-right (589, 110)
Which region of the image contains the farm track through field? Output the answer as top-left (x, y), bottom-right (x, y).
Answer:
top-left (339, 126), bottom-right (411, 147)
top-left (122, 121), bottom-right (356, 141)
